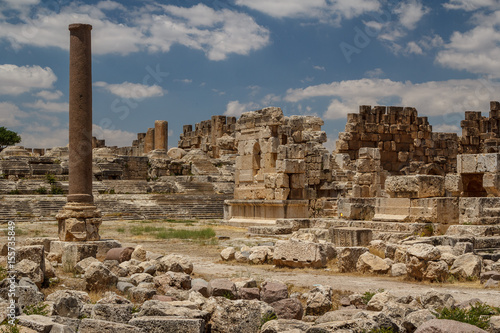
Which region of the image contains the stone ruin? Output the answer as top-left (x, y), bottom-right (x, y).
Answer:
top-left (3, 98), bottom-right (500, 250)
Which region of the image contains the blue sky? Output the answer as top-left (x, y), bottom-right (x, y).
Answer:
top-left (1, 0), bottom-right (500, 150)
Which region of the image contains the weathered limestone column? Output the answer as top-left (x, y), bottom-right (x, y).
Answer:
top-left (144, 128), bottom-right (155, 153)
top-left (154, 120), bottom-right (168, 150)
top-left (56, 23), bottom-right (101, 241)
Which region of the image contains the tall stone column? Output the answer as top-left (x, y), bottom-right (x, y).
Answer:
top-left (144, 128), bottom-right (155, 153)
top-left (154, 120), bottom-right (168, 150)
top-left (56, 23), bottom-right (101, 241)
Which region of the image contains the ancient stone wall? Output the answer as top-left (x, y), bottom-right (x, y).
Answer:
top-left (336, 105), bottom-right (459, 174)
top-left (232, 107), bottom-right (332, 203)
top-left (178, 115), bottom-right (237, 158)
top-left (460, 101), bottom-right (500, 154)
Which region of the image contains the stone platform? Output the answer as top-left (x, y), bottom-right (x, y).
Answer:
top-left (223, 199), bottom-right (309, 226)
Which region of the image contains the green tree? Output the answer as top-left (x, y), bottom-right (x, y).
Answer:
top-left (0, 127), bottom-right (21, 151)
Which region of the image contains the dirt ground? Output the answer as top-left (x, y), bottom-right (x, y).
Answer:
top-left (10, 218), bottom-right (500, 307)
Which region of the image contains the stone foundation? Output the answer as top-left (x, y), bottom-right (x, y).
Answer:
top-left (56, 202), bottom-right (102, 241)
top-left (224, 199), bottom-right (309, 224)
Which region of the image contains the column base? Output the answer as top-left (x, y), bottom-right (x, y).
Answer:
top-left (56, 202), bottom-right (102, 241)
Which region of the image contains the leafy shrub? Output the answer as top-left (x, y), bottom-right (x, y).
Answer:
top-left (50, 185), bottom-right (64, 194)
top-left (34, 186), bottom-right (47, 194)
top-left (23, 302), bottom-right (49, 316)
top-left (434, 302), bottom-right (500, 330)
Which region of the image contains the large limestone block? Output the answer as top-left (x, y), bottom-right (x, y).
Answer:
top-left (457, 153), bottom-right (500, 174)
top-left (450, 253), bottom-right (482, 280)
top-left (276, 159), bottom-right (305, 174)
top-left (61, 243), bottom-right (98, 272)
top-left (273, 239), bottom-right (327, 268)
top-left (203, 297), bottom-right (275, 333)
top-left (356, 252), bottom-right (390, 274)
top-left (414, 318), bottom-right (488, 333)
top-left (129, 316), bottom-right (204, 333)
top-left (483, 172), bottom-right (500, 196)
top-left (407, 243), bottom-right (441, 261)
top-left (337, 247), bottom-right (369, 273)
top-left (385, 175), bottom-right (445, 198)
top-left (330, 227), bottom-right (372, 247)
top-left (79, 318), bottom-right (144, 333)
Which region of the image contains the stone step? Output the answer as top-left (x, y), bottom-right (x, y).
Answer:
top-left (247, 226), bottom-right (293, 235)
top-left (373, 214), bottom-right (410, 222)
top-left (313, 219), bottom-right (427, 234)
top-left (474, 250), bottom-right (500, 261)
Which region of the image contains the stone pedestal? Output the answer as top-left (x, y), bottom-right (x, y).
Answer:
top-left (56, 202), bottom-right (102, 241)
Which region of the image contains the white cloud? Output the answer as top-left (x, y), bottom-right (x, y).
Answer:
top-left (146, 4), bottom-right (270, 60)
top-left (94, 81), bottom-right (164, 99)
top-left (96, 1), bottom-right (126, 11)
top-left (224, 100), bottom-right (259, 117)
top-left (247, 85), bottom-right (261, 97)
top-left (434, 124), bottom-right (461, 133)
top-left (436, 12), bottom-right (500, 77)
top-left (365, 68), bottom-right (384, 78)
top-left (405, 41), bottom-right (423, 54)
top-left (443, 0), bottom-right (497, 11)
top-left (394, 0), bottom-right (430, 30)
top-left (174, 79), bottom-right (192, 84)
top-left (0, 102), bottom-right (29, 127)
top-left (285, 78), bottom-right (498, 120)
top-left (363, 1), bottom-right (432, 55)
top-left (0, 3), bottom-right (270, 60)
top-left (261, 93), bottom-right (281, 106)
top-left (313, 65), bottom-right (326, 71)
top-left (23, 100), bottom-right (69, 113)
top-left (92, 124), bottom-right (137, 147)
top-left (35, 90), bottom-right (63, 100)
top-left (0, 64), bottom-right (56, 95)
top-left (235, 0), bottom-right (380, 25)
top-left (19, 127), bottom-right (68, 148)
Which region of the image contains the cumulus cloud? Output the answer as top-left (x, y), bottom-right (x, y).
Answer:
top-left (0, 102), bottom-right (29, 127)
top-left (0, 64), bottom-right (56, 95)
top-left (443, 0), bottom-right (498, 11)
top-left (224, 100), bottom-right (259, 117)
top-left (92, 124), bottom-right (137, 147)
top-left (23, 100), bottom-right (69, 113)
top-left (365, 68), bottom-right (384, 78)
top-left (0, 2), bottom-right (270, 60)
top-left (285, 78), bottom-right (498, 120)
top-left (261, 93), bottom-right (281, 106)
top-left (146, 4), bottom-right (270, 60)
top-left (436, 11), bottom-right (500, 77)
top-left (94, 81), bottom-right (164, 99)
top-left (394, 0), bottom-right (430, 30)
top-left (35, 90), bottom-right (63, 100)
top-left (313, 65), bottom-right (326, 71)
top-left (362, 0), bottom-right (432, 55)
top-left (235, 0), bottom-right (380, 24)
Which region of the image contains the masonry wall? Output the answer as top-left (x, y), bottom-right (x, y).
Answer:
top-left (178, 115), bottom-right (237, 158)
top-left (336, 105), bottom-right (459, 174)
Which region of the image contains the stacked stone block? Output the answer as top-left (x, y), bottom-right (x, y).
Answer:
top-left (352, 148), bottom-right (383, 198)
top-left (178, 115), bottom-right (237, 158)
top-left (336, 105), bottom-right (458, 174)
top-left (460, 101), bottom-right (500, 154)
